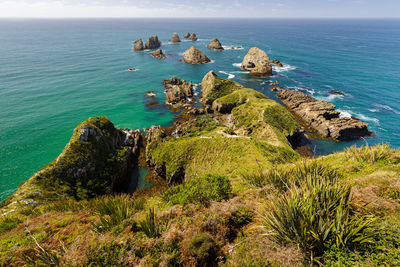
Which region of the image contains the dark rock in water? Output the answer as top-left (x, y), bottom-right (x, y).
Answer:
top-left (241, 47), bottom-right (272, 76)
top-left (146, 101), bottom-right (160, 108)
top-left (177, 59), bottom-right (183, 62)
top-left (271, 59), bottom-right (284, 67)
top-left (145, 91), bottom-right (156, 98)
top-left (270, 86), bottom-right (283, 92)
top-left (207, 38), bottom-right (224, 50)
top-left (277, 89), bottom-right (370, 140)
top-left (172, 32), bottom-right (181, 43)
top-left (133, 39), bottom-right (144, 51)
top-left (183, 46), bottom-right (210, 64)
top-left (329, 90), bottom-right (346, 96)
top-left (162, 76), bottom-right (194, 106)
top-left (145, 35), bottom-right (161, 50)
top-left (152, 49), bottom-right (166, 59)
top-left (184, 32), bottom-right (190, 38)
top-left (127, 68), bottom-right (137, 72)
top-left (188, 33), bottom-right (198, 41)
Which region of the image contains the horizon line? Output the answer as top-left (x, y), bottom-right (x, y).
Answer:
top-left (1, 17), bottom-right (400, 19)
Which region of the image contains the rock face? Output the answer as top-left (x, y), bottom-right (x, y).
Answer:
top-left (133, 39), bottom-right (144, 51)
top-left (152, 49), bottom-right (166, 59)
top-left (241, 47), bottom-right (272, 76)
top-left (207, 38), bottom-right (224, 51)
top-left (163, 76), bottom-right (194, 105)
top-left (146, 125), bottom-right (165, 144)
top-left (145, 35), bottom-right (161, 50)
top-left (172, 32), bottom-right (181, 43)
top-left (188, 33), bottom-right (198, 41)
top-left (277, 89), bottom-right (370, 140)
top-left (271, 59), bottom-right (283, 67)
top-left (183, 46), bottom-right (211, 64)
top-left (184, 32), bottom-right (190, 38)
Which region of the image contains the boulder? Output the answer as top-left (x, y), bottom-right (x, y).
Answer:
top-left (207, 38), bottom-right (224, 50)
top-left (184, 32), bottom-right (190, 38)
top-left (183, 46), bottom-right (211, 64)
top-left (277, 89), bottom-right (370, 140)
top-left (188, 33), bottom-right (198, 41)
top-left (271, 59), bottom-right (284, 67)
top-left (145, 91), bottom-right (156, 98)
top-left (152, 49), bottom-right (166, 59)
top-left (241, 47), bottom-right (272, 76)
top-left (133, 39), bottom-right (144, 51)
top-left (172, 32), bottom-right (181, 43)
top-left (163, 76), bottom-right (194, 105)
top-left (329, 90), bottom-right (346, 96)
top-left (145, 35), bottom-right (161, 50)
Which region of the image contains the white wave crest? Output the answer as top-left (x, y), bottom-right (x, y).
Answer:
top-left (219, 71), bottom-right (235, 79)
top-left (372, 103), bottom-right (400, 114)
top-left (222, 45), bottom-right (244, 50)
top-left (339, 109), bottom-right (380, 124)
top-left (272, 64), bottom-right (296, 73)
top-left (232, 63), bottom-right (242, 68)
top-left (289, 86), bottom-right (315, 95)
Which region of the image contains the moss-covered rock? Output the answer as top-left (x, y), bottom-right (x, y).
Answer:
top-left (200, 71), bottom-right (243, 107)
top-left (33, 117), bottom-right (128, 200)
top-left (212, 88), bottom-right (267, 114)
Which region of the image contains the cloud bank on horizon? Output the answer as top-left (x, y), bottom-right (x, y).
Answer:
top-left (0, 0), bottom-right (399, 18)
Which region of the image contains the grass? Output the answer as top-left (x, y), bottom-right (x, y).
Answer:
top-left (162, 174), bottom-right (232, 207)
top-left (92, 194), bottom-right (145, 233)
top-left (261, 166), bottom-right (376, 261)
top-left (344, 144), bottom-right (393, 164)
top-left (139, 208), bottom-right (169, 238)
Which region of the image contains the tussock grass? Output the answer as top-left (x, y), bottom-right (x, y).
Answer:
top-left (261, 169), bottom-right (376, 260)
top-left (139, 208), bottom-right (169, 238)
top-left (344, 144), bottom-right (392, 164)
top-left (92, 194), bottom-right (145, 233)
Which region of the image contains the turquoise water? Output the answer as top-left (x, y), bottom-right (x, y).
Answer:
top-left (1, 19), bottom-right (399, 201)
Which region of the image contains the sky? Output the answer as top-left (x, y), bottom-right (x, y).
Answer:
top-left (0, 0), bottom-right (399, 18)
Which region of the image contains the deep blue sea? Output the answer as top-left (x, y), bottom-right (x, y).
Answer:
top-left (1, 18), bottom-right (399, 201)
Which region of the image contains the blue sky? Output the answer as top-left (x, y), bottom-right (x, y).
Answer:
top-left (0, 0), bottom-right (399, 18)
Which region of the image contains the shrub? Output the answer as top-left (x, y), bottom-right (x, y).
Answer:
top-left (163, 174), bottom-right (232, 207)
top-left (344, 144), bottom-right (392, 164)
top-left (261, 173), bottom-right (376, 260)
top-left (139, 208), bottom-right (169, 238)
top-left (92, 194), bottom-right (145, 233)
top-left (188, 233), bottom-right (218, 266)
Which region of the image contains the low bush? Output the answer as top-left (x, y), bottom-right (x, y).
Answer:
top-left (188, 232), bottom-right (218, 266)
top-left (261, 173), bottom-right (376, 261)
top-left (163, 174), bottom-right (232, 207)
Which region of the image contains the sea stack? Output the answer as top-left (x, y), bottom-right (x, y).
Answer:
top-left (241, 47), bottom-right (272, 76)
top-left (145, 35), bottom-right (161, 50)
top-left (184, 32), bottom-right (190, 38)
top-left (207, 38), bottom-right (224, 50)
top-left (171, 32), bottom-right (181, 43)
top-left (183, 46), bottom-right (211, 64)
top-left (133, 39), bottom-right (144, 51)
top-left (152, 49), bottom-right (166, 59)
top-left (188, 33), bottom-right (198, 41)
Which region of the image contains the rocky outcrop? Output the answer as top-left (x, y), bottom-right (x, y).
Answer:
top-left (146, 125), bottom-right (165, 144)
top-left (207, 38), bottom-right (224, 50)
top-left (152, 49), bottom-right (166, 59)
top-left (188, 33), bottom-right (198, 41)
top-left (183, 46), bottom-right (211, 64)
top-left (271, 59), bottom-right (283, 67)
top-left (277, 89), bottom-right (370, 140)
top-left (184, 32), bottom-right (190, 38)
top-left (200, 71), bottom-right (243, 109)
top-left (241, 47), bottom-right (272, 76)
top-left (133, 39), bottom-right (144, 51)
top-left (163, 76), bottom-right (194, 105)
top-left (145, 35), bottom-right (161, 50)
top-left (172, 32), bottom-right (181, 43)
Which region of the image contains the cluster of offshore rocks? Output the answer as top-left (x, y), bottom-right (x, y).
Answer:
top-left (132, 33), bottom-right (371, 141)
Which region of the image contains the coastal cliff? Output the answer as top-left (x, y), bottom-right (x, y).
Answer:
top-left (1, 49), bottom-right (399, 267)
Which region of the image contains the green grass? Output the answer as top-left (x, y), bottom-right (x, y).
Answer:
top-left (344, 144), bottom-right (393, 164)
top-left (139, 208), bottom-right (169, 238)
top-left (163, 174), bottom-right (232, 207)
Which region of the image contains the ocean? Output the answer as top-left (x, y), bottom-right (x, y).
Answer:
top-left (0, 18), bottom-right (399, 201)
